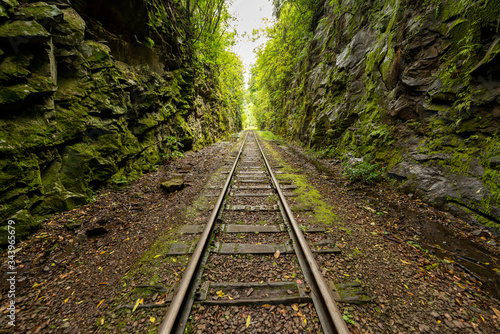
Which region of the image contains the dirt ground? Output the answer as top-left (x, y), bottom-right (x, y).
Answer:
top-left (1, 132), bottom-right (499, 333)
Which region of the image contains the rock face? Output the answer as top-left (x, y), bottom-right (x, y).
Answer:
top-left (265, 0), bottom-right (500, 229)
top-left (0, 0), bottom-right (241, 244)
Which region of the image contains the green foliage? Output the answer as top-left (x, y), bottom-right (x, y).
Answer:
top-left (342, 159), bottom-right (385, 184)
top-left (187, 0), bottom-right (245, 130)
top-left (407, 240), bottom-right (429, 253)
top-left (145, 37), bottom-right (155, 48)
top-left (259, 130), bottom-right (284, 143)
top-left (249, 0), bottom-right (317, 131)
top-left (146, 0), bottom-right (245, 131)
top-left (161, 136), bottom-right (184, 163)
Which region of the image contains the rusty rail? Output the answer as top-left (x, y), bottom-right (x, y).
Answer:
top-left (158, 132), bottom-right (248, 334)
top-left (254, 133), bottom-right (350, 334)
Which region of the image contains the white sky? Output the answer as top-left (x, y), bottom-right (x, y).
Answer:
top-left (228, 0), bottom-right (274, 84)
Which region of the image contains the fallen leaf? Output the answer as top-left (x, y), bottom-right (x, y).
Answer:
top-left (216, 290), bottom-right (225, 297)
top-left (292, 304), bottom-right (299, 312)
top-left (246, 315), bottom-right (251, 328)
top-left (262, 304), bottom-right (272, 308)
top-left (97, 299), bottom-right (104, 308)
top-left (274, 250), bottom-right (280, 259)
top-left (150, 316), bottom-right (156, 323)
top-left (492, 307), bottom-right (500, 317)
top-left (101, 318), bottom-right (104, 325)
top-left (132, 298), bottom-right (143, 312)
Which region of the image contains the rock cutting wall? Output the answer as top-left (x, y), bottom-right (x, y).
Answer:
top-left (0, 0), bottom-right (241, 243)
top-left (269, 0), bottom-right (500, 229)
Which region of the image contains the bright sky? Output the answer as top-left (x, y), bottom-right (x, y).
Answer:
top-left (228, 0), bottom-right (274, 84)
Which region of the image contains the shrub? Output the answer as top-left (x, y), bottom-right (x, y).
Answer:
top-left (342, 159), bottom-right (384, 184)
top-left (161, 136), bottom-right (184, 163)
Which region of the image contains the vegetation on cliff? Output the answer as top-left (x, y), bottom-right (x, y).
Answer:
top-left (249, 0), bottom-right (500, 229)
top-left (0, 0), bottom-right (244, 244)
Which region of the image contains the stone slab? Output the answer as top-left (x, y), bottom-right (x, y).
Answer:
top-left (225, 205), bottom-right (279, 211)
top-left (215, 242), bottom-right (294, 254)
top-left (238, 171), bottom-right (265, 174)
top-left (234, 185), bottom-right (272, 190)
top-left (238, 180), bottom-right (269, 183)
top-left (231, 192), bottom-right (274, 197)
top-left (179, 225), bottom-right (205, 234)
top-left (204, 281), bottom-right (309, 306)
top-left (223, 224), bottom-right (283, 233)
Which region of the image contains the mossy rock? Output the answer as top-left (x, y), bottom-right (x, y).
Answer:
top-left (31, 190), bottom-right (87, 216)
top-left (78, 40), bottom-right (112, 64)
top-left (0, 0), bottom-right (16, 18)
top-left (0, 73), bottom-right (55, 109)
top-left (161, 177), bottom-right (184, 193)
top-left (0, 55), bottom-right (30, 82)
top-left (0, 20), bottom-right (50, 43)
top-left (0, 4), bottom-right (9, 20)
top-left (14, 3), bottom-right (62, 22)
top-left (53, 8), bottom-right (86, 46)
top-left (0, 209), bottom-right (38, 247)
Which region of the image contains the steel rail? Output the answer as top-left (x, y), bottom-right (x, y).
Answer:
top-left (254, 132), bottom-right (350, 334)
top-left (158, 132), bottom-right (248, 334)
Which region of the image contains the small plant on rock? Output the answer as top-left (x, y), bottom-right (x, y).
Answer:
top-left (161, 136), bottom-right (184, 163)
top-left (342, 158), bottom-right (384, 184)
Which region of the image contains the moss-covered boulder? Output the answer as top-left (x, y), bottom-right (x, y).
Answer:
top-left (14, 2), bottom-right (62, 21)
top-left (0, 19), bottom-right (50, 42)
top-left (52, 7), bottom-right (85, 46)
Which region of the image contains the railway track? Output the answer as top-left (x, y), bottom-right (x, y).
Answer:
top-left (158, 131), bottom-right (350, 333)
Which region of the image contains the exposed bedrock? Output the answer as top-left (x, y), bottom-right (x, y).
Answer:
top-left (266, 0), bottom-right (500, 230)
top-left (0, 0), bottom-right (241, 243)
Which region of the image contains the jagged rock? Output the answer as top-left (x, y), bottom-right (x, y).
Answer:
top-left (0, 20), bottom-right (50, 43)
top-left (0, 55), bottom-right (30, 82)
top-left (0, 74), bottom-right (55, 108)
top-left (0, 0), bottom-right (16, 18)
top-left (78, 40), bottom-right (112, 64)
top-left (0, 4), bottom-right (9, 20)
top-left (52, 7), bottom-right (85, 46)
top-left (0, 0), bottom-right (239, 246)
top-left (389, 162), bottom-right (458, 206)
top-left (259, 0), bottom-right (500, 229)
top-left (14, 3), bottom-right (63, 21)
top-left (161, 177), bottom-right (185, 193)
top-left (0, 210), bottom-right (37, 245)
